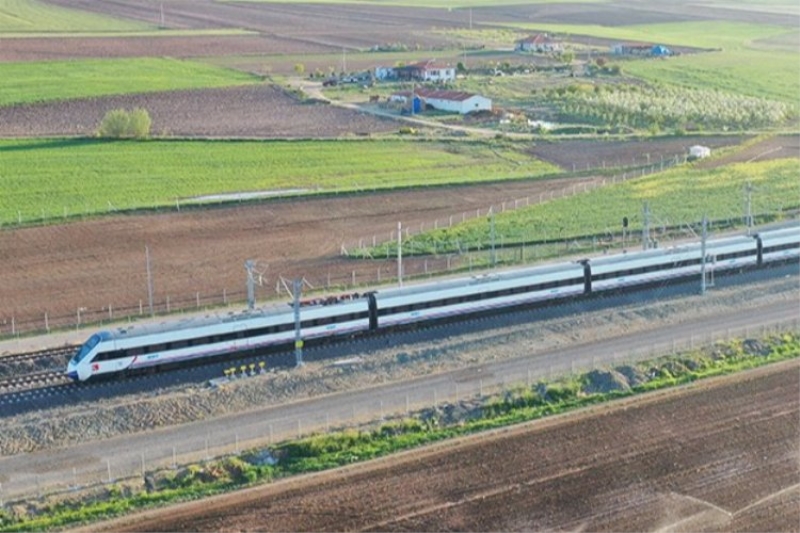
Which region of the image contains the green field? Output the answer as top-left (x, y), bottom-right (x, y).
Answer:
top-left (0, 58), bottom-right (262, 106)
top-left (501, 21), bottom-right (799, 103)
top-left (225, 0), bottom-right (601, 6)
top-left (0, 0), bottom-right (150, 33)
top-left (387, 158), bottom-right (799, 254)
top-left (0, 139), bottom-right (560, 226)
top-left (623, 49), bottom-right (799, 104)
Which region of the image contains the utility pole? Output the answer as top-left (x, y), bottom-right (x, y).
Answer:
top-left (293, 279), bottom-right (303, 367)
top-left (489, 207), bottom-right (496, 267)
top-left (145, 245), bottom-right (154, 316)
top-left (245, 260), bottom-right (256, 310)
top-left (397, 221), bottom-right (403, 286)
top-left (700, 215), bottom-right (708, 295)
top-left (342, 47), bottom-right (346, 73)
top-left (642, 201), bottom-right (651, 251)
top-left (745, 181), bottom-right (754, 235)
top-left (160, 2), bottom-right (165, 27)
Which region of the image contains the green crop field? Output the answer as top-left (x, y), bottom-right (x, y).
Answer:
top-left (0, 139), bottom-right (560, 226)
top-left (392, 158), bottom-right (799, 254)
top-left (0, 0), bottom-right (150, 33)
top-left (0, 58), bottom-right (262, 106)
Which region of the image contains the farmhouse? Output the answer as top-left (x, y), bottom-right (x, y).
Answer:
top-left (391, 88), bottom-right (491, 114)
top-left (515, 33), bottom-right (563, 53)
top-left (375, 60), bottom-right (456, 82)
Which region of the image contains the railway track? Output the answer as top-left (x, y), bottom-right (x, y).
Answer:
top-left (0, 371), bottom-right (70, 391)
top-left (0, 348), bottom-right (77, 404)
top-left (0, 345), bottom-right (76, 365)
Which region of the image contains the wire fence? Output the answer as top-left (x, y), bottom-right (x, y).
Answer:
top-left (2, 317), bottom-right (797, 506)
top-left (340, 156), bottom-right (687, 256)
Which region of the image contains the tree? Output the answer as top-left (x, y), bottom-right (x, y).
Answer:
top-left (97, 108), bottom-right (151, 139)
top-left (560, 51), bottom-right (575, 65)
top-left (294, 63), bottom-right (305, 75)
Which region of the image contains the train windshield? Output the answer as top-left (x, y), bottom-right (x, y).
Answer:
top-left (71, 334), bottom-right (101, 364)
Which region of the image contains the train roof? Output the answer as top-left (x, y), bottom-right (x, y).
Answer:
top-left (375, 260), bottom-right (582, 300)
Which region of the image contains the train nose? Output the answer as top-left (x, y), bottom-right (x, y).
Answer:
top-left (65, 366), bottom-right (79, 381)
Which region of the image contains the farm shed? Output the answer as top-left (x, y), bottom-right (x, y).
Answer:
top-left (515, 33), bottom-right (563, 53)
top-left (611, 42), bottom-right (653, 56)
top-left (374, 66), bottom-right (395, 80)
top-left (689, 145), bottom-right (711, 159)
top-left (392, 88), bottom-right (491, 114)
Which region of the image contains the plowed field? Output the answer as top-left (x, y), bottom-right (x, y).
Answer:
top-left (98, 360), bottom-right (800, 532)
top-left (0, 177), bottom-right (601, 334)
top-left (0, 85), bottom-right (399, 138)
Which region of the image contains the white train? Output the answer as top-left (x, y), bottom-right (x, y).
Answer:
top-left (67, 226), bottom-right (799, 381)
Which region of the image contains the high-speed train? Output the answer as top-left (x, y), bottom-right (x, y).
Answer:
top-left (67, 226), bottom-right (798, 381)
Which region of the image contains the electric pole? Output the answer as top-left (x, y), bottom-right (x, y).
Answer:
top-left (745, 181), bottom-right (754, 235)
top-left (245, 260), bottom-right (256, 310)
top-left (397, 221), bottom-right (403, 286)
top-left (642, 201), bottom-right (651, 251)
top-left (293, 279), bottom-right (303, 367)
top-left (145, 245), bottom-right (154, 316)
top-left (700, 215), bottom-right (708, 295)
top-left (489, 207), bottom-right (496, 267)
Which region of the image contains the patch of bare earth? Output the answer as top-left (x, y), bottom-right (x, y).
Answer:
top-left (696, 134), bottom-right (800, 169)
top-left (0, 85), bottom-right (399, 138)
top-left (95, 360), bottom-right (800, 533)
top-left (529, 135), bottom-right (749, 170)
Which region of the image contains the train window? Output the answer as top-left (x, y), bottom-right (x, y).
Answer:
top-left (72, 334), bottom-right (101, 363)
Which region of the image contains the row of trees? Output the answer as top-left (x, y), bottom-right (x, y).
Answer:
top-left (545, 83), bottom-right (796, 131)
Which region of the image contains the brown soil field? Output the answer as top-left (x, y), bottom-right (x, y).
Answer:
top-left (0, 177), bottom-right (601, 334)
top-left (96, 359), bottom-right (800, 533)
top-left (529, 135), bottom-right (749, 170)
top-left (0, 85), bottom-right (400, 138)
top-left (44, 0), bottom-right (467, 51)
top-left (0, 34), bottom-right (334, 63)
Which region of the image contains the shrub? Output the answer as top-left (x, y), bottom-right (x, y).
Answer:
top-left (97, 108), bottom-right (151, 139)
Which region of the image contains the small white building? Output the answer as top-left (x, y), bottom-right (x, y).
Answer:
top-left (406, 88), bottom-right (491, 114)
top-left (375, 60), bottom-right (456, 83)
top-left (515, 33), bottom-right (563, 53)
top-left (689, 145), bottom-right (711, 159)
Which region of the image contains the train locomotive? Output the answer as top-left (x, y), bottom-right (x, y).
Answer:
top-left (67, 225), bottom-right (798, 381)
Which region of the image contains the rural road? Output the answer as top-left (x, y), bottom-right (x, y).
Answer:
top-left (0, 297), bottom-right (796, 501)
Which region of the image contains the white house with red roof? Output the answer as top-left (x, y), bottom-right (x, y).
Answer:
top-left (515, 33), bottom-right (563, 53)
top-left (391, 88), bottom-right (491, 114)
